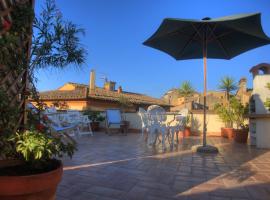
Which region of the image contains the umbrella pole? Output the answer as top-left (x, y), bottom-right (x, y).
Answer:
top-left (203, 36), bottom-right (207, 147)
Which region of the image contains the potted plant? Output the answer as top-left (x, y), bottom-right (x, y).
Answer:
top-left (183, 114), bottom-right (192, 137)
top-left (216, 76), bottom-right (238, 139)
top-left (83, 110), bottom-right (105, 131)
top-left (214, 103), bottom-right (234, 139)
top-left (230, 97), bottom-right (249, 143)
top-left (0, 90), bottom-right (76, 200)
top-left (0, 0), bottom-right (86, 199)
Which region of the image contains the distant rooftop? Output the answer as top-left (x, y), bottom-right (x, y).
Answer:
top-left (39, 82), bottom-right (170, 107)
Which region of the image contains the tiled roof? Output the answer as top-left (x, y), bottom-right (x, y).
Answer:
top-left (38, 84), bottom-right (170, 106)
top-left (38, 88), bottom-right (88, 100)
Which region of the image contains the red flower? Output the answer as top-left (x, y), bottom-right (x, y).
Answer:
top-left (36, 123), bottom-right (45, 132)
top-left (43, 115), bottom-right (49, 121)
top-left (2, 19), bottom-right (11, 31)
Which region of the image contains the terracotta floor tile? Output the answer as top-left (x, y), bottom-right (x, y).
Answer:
top-left (56, 133), bottom-right (270, 200)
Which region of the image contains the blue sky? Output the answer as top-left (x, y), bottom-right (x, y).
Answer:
top-left (35, 0), bottom-right (270, 98)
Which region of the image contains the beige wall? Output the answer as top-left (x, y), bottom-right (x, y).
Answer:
top-left (32, 100), bottom-right (88, 110)
top-left (58, 83), bottom-right (76, 91)
top-left (98, 111), bottom-right (224, 136)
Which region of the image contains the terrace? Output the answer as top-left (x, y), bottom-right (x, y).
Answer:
top-left (57, 133), bottom-right (270, 200)
top-left (1, 1), bottom-right (270, 200)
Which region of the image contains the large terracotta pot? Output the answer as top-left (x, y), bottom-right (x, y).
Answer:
top-left (222, 127), bottom-right (234, 139)
top-left (90, 122), bottom-right (100, 131)
top-left (183, 127), bottom-right (191, 137)
top-left (0, 160), bottom-right (63, 200)
top-left (234, 129), bottom-right (248, 143)
top-left (221, 127), bottom-right (227, 138)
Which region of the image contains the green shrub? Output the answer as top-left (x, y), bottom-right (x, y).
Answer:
top-left (83, 110), bottom-right (105, 122)
top-left (9, 130), bottom-right (76, 164)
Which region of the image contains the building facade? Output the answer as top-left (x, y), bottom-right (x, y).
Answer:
top-left (33, 70), bottom-right (170, 112)
top-left (163, 78), bottom-right (251, 111)
top-left (249, 63), bottom-right (270, 148)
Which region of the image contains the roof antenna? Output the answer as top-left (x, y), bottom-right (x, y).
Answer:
top-left (100, 73), bottom-right (108, 84)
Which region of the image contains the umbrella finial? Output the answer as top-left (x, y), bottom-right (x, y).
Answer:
top-left (202, 17), bottom-right (211, 20)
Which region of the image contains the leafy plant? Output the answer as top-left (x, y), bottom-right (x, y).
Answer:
top-left (264, 83), bottom-right (270, 111)
top-left (11, 130), bottom-right (75, 161)
top-left (215, 97), bottom-right (248, 129)
top-left (0, 89), bottom-right (19, 133)
top-left (83, 111), bottom-right (105, 122)
top-left (6, 129), bottom-right (76, 171)
top-left (119, 95), bottom-right (133, 112)
top-left (214, 103), bottom-right (234, 128)
top-left (230, 97), bottom-right (249, 129)
top-left (0, 0), bottom-right (83, 173)
top-left (0, 2), bottom-right (34, 72)
top-left (29, 0), bottom-right (86, 73)
top-left (183, 114), bottom-right (191, 128)
top-left (52, 101), bottom-right (69, 110)
top-left (218, 76), bottom-right (237, 101)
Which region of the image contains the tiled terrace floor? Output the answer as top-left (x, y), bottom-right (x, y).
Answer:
top-left (57, 133), bottom-right (270, 200)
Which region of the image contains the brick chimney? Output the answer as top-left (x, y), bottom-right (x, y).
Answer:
top-left (104, 81), bottom-right (116, 91)
top-left (239, 77), bottom-right (247, 93)
top-left (89, 69), bottom-right (96, 93)
top-left (117, 86), bottom-right (122, 93)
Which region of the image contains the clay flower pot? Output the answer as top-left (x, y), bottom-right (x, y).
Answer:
top-left (0, 160), bottom-right (63, 200)
top-left (221, 127), bottom-right (227, 138)
top-left (222, 127), bottom-right (234, 140)
top-left (234, 129), bottom-right (248, 143)
top-left (90, 122), bottom-right (100, 131)
top-left (183, 127), bottom-right (191, 137)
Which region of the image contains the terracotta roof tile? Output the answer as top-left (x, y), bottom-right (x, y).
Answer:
top-left (38, 84), bottom-right (170, 106)
top-left (39, 88), bottom-right (87, 100)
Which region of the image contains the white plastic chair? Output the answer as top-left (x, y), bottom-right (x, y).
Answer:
top-left (147, 105), bottom-right (168, 149)
top-left (79, 115), bottom-right (93, 136)
top-left (46, 114), bottom-right (80, 139)
top-left (63, 111), bottom-right (93, 136)
top-left (167, 108), bottom-right (189, 146)
top-left (138, 107), bottom-right (149, 140)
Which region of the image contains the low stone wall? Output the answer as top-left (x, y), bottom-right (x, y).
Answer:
top-left (98, 111), bottom-right (224, 136)
top-left (189, 111), bottom-right (223, 136)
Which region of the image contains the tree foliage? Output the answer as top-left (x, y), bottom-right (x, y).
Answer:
top-left (119, 95), bottom-right (133, 112)
top-left (29, 0), bottom-right (87, 80)
top-left (215, 97), bottom-right (248, 129)
top-left (178, 81), bottom-right (195, 98)
top-left (218, 76), bottom-right (237, 101)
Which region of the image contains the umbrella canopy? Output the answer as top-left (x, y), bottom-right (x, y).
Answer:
top-left (143, 13), bottom-right (270, 60)
top-left (143, 13), bottom-right (270, 152)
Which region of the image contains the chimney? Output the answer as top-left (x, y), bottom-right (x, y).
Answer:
top-left (239, 77), bottom-right (247, 92)
top-left (89, 69), bottom-right (96, 92)
top-left (117, 86), bottom-right (122, 93)
top-left (104, 81), bottom-right (116, 91)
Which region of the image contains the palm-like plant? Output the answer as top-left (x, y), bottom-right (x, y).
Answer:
top-left (178, 81), bottom-right (195, 107)
top-left (264, 83), bottom-right (270, 110)
top-left (218, 76), bottom-right (237, 101)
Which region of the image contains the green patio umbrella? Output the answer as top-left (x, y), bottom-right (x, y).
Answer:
top-left (143, 13), bottom-right (270, 153)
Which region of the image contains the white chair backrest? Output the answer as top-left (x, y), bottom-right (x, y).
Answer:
top-left (147, 105), bottom-right (167, 122)
top-left (106, 109), bottom-right (122, 124)
top-left (44, 106), bottom-right (57, 114)
top-left (138, 107), bottom-right (148, 127)
top-left (47, 114), bottom-right (61, 127)
top-left (81, 115), bottom-right (90, 123)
